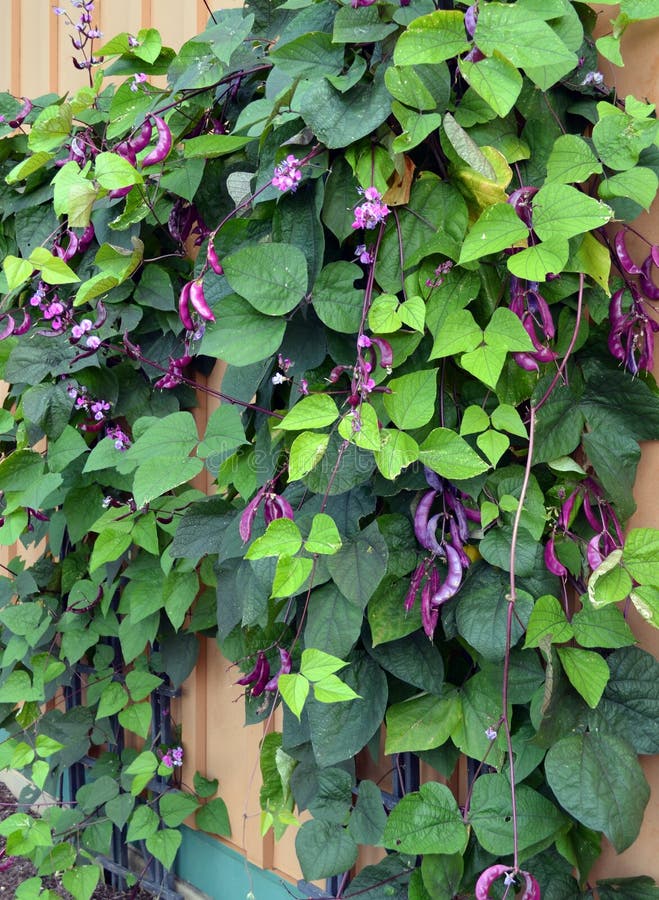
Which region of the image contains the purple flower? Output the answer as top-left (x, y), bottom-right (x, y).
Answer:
top-left (355, 244), bottom-right (373, 265)
top-left (352, 187), bottom-right (389, 230)
top-left (130, 72), bottom-right (148, 93)
top-left (171, 746), bottom-right (183, 766)
top-left (272, 154), bottom-right (302, 193)
top-left (128, 34), bottom-right (139, 48)
top-left (52, 6), bottom-right (65, 14)
top-left (357, 334), bottom-right (372, 349)
top-left (106, 424), bottom-right (131, 451)
top-left (161, 753), bottom-right (173, 768)
top-left (86, 335), bottom-right (101, 350)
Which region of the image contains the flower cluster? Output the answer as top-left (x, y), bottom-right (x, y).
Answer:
top-left (67, 384), bottom-right (111, 424)
top-left (425, 260), bottom-right (454, 288)
top-left (161, 746), bottom-right (183, 768)
top-left (351, 187), bottom-right (389, 230)
top-left (53, 1), bottom-right (104, 70)
top-left (272, 155), bottom-right (302, 193)
top-left (106, 424), bottom-right (131, 451)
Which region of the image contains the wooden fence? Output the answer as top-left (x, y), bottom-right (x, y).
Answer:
top-left (1, 0), bottom-right (658, 893)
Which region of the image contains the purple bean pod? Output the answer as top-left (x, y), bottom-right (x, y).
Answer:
top-left (582, 493), bottom-right (603, 532)
top-left (432, 543), bottom-right (463, 605)
top-left (557, 489), bottom-right (578, 530)
top-left (115, 141), bottom-right (137, 166)
top-left (207, 242), bottom-right (223, 275)
top-left (464, 4), bottom-right (478, 37)
top-left (587, 533), bottom-right (604, 570)
top-left (78, 223), bottom-right (95, 251)
top-left (639, 254), bottom-right (659, 301)
top-left (94, 300), bottom-right (107, 329)
top-left (57, 231), bottom-right (79, 261)
top-left (236, 651), bottom-right (270, 698)
top-left (370, 336), bottom-right (393, 370)
top-left (608, 289), bottom-right (628, 331)
top-left (130, 119), bottom-right (153, 153)
top-left (405, 563), bottom-right (426, 612)
top-left (520, 872), bottom-right (541, 900)
top-left (12, 310), bottom-right (31, 336)
top-left (189, 280), bottom-right (216, 323)
top-left (108, 185), bottom-right (133, 200)
top-left (449, 518), bottom-right (471, 569)
top-left (544, 534), bottom-right (567, 577)
top-left (463, 46), bottom-right (486, 63)
top-left (608, 325), bottom-right (626, 362)
top-left (652, 245), bottom-right (659, 268)
top-left (462, 501), bottom-right (481, 523)
top-left (507, 186), bottom-right (538, 228)
top-left (0, 316), bottom-right (15, 340)
top-left (475, 865), bottom-right (512, 900)
top-left (425, 513), bottom-right (446, 557)
top-left (614, 229), bottom-right (642, 275)
top-left (445, 490), bottom-right (469, 542)
top-left (66, 584), bottom-right (103, 614)
top-left (513, 351), bottom-right (540, 372)
top-left (141, 115), bottom-right (172, 168)
top-left (423, 467), bottom-right (443, 492)
top-left (239, 489), bottom-right (265, 542)
top-left (8, 97), bottom-right (32, 129)
top-left (526, 289), bottom-right (555, 340)
top-left (263, 493), bottom-right (294, 524)
top-left (637, 318), bottom-right (655, 371)
top-left (178, 282), bottom-right (195, 331)
top-left (264, 647), bottom-right (293, 693)
top-left (421, 569), bottom-right (440, 638)
top-left (414, 490), bottom-right (437, 550)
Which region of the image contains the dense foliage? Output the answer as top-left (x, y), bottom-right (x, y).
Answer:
top-left (0, 0), bottom-right (659, 897)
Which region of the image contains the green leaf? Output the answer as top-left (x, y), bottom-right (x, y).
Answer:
top-left (506, 237), bottom-right (570, 281)
top-left (460, 405), bottom-right (490, 436)
top-left (491, 403), bottom-right (527, 438)
top-left (105, 794), bottom-right (135, 830)
top-left (96, 682), bottom-right (129, 719)
top-left (385, 693), bottom-right (461, 754)
top-left (312, 262), bottom-right (364, 333)
top-left (299, 72), bottom-right (392, 149)
top-left (76, 776), bottom-right (119, 814)
top-left (338, 403), bottom-right (381, 452)
top-left (194, 772), bottom-right (219, 799)
top-left (195, 797), bottom-right (231, 837)
top-left (393, 11), bottom-right (470, 65)
top-left (429, 309), bottom-right (483, 359)
top-left (296, 820), bottom-right (358, 881)
top-left (456, 565), bottom-right (534, 660)
top-left (623, 527), bottom-right (659, 584)
top-left (223, 243), bottom-right (307, 316)
top-left (183, 134), bottom-right (252, 158)
top-left (571, 604), bottom-right (635, 649)
top-left (270, 31), bottom-right (345, 77)
top-left (545, 134), bottom-right (603, 184)
top-left (159, 791), bottom-right (200, 827)
top-left (597, 647), bottom-right (659, 754)
top-left (62, 865), bottom-right (101, 900)
top-left (382, 782), bottom-right (467, 855)
top-left (368, 293), bottom-right (401, 333)
top-left (599, 167), bottom-right (659, 212)
top-left (145, 828), bottom-right (182, 869)
top-left (126, 804), bottom-right (159, 841)
top-left (348, 780), bottom-right (387, 846)
top-left (118, 702), bottom-right (152, 739)
top-left (94, 152), bottom-right (143, 189)
top-left (545, 732), bottom-right (650, 852)
top-left (459, 203), bottom-right (529, 264)
top-left (374, 428), bottom-right (419, 480)
top-left (326, 522), bottom-right (388, 605)
top-left (476, 429), bottom-right (509, 466)
top-left (593, 107), bottom-right (657, 172)
top-left (28, 103), bottom-right (73, 152)
top-left (524, 594), bottom-right (574, 647)
top-left (246, 518), bottom-right (303, 560)
top-left (3, 255), bottom-right (33, 291)
top-left (313, 674), bottom-right (361, 704)
top-left (475, 4), bottom-right (577, 80)
top-left (271, 556), bottom-right (313, 598)
top-left (532, 184), bottom-right (612, 242)
top-left (28, 248), bottom-right (80, 285)
top-left (421, 854), bottom-right (464, 900)
top-left (278, 673), bottom-right (310, 720)
top-left (383, 369), bottom-right (438, 430)
top-left (197, 404), bottom-right (246, 460)
top-left (35, 735), bottom-right (64, 758)
top-left (288, 431), bottom-right (330, 481)
top-left (304, 513), bottom-right (342, 555)
top-left (469, 773), bottom-right (567, 856)
top-left (459, 52), bottom-right (522, 118)
top-left (419, 428), bottom-right (489, 480)
top-left (200, 295), bottom-right (285, 365)
top-left (301, 648), bottom-right (348, 682)
top-left (557, 647), bottom-right (610, 709)
top-left (279, 394), bottom-right (339, 431)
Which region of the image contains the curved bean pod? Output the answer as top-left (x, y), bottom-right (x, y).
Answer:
top-left (414, 490), bottom-right (437, 550)
top-left (189, 280), bottom-right (215, 323)
top-left (614, 229), bottom-right (642, 275)
top-left (239, 489), bottom-right (265, 542)
top-left (431, 543), bottom-right (463, 605)
top-left (12, 310), bottom-right (31, 336)
top-left (639, 254), bottom-right (659, 301)
top-left (544, 534), bottom-right (567, 577)
top-left (178, 282), bottom-right (195, 331)
top-left (141, 115), bottom-right (172, 167)
top-left (405, 563), bottom-right (425, 612)
top-left (130, 118), bottom-right (153, 153)
top-left (9, 97), bottom-right (32, 128)
top-left (207, 241), bottom-right (223, 275)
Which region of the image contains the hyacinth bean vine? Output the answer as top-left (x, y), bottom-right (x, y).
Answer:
top-left (0, 0), bottom-right (659, 897)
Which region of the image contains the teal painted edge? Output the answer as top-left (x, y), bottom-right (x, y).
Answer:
top-left (176, 826), bottom-right (306, 900)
